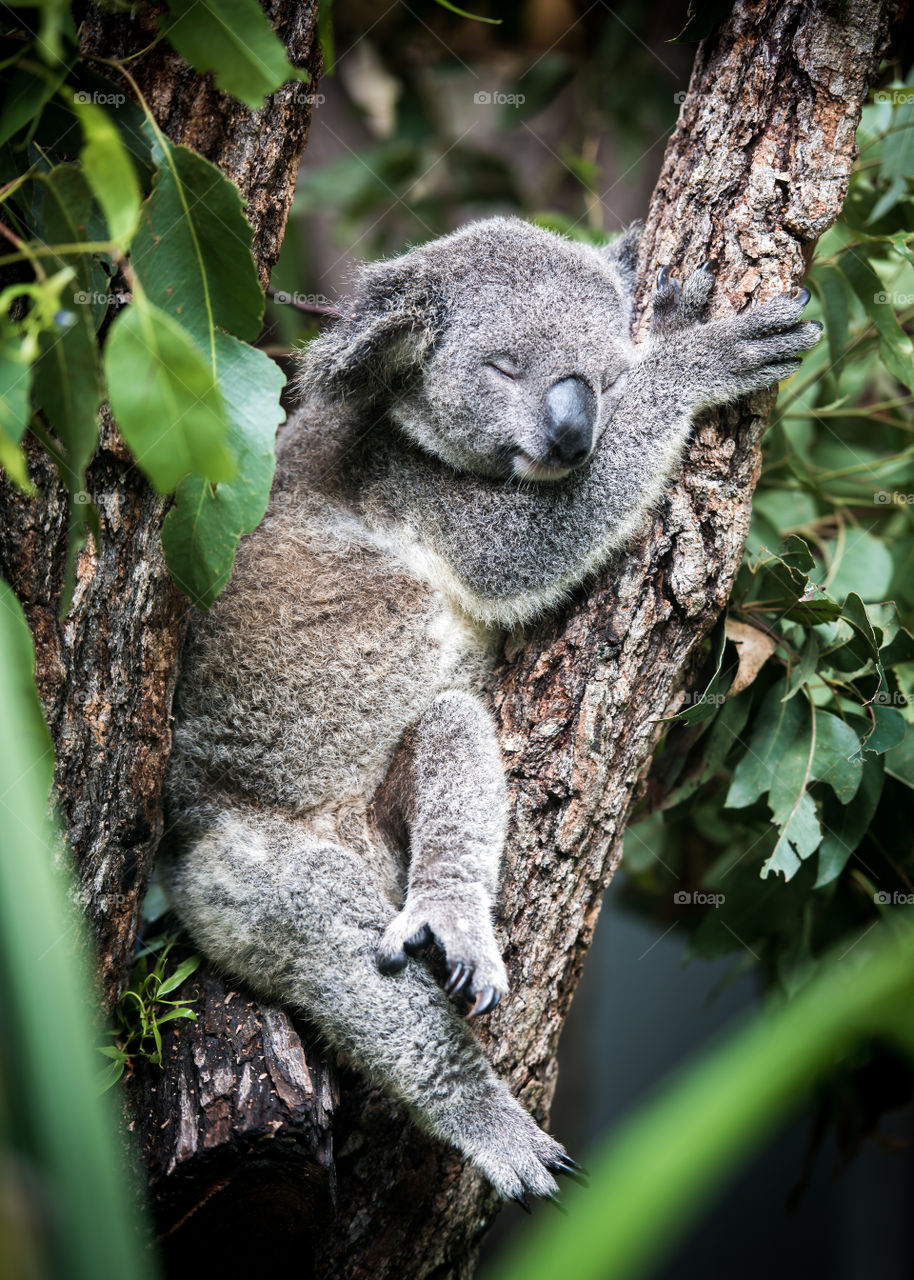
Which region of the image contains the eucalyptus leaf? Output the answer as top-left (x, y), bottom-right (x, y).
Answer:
top-left (161, 0), bottom-right (297, 108)
top-left (162, 334), bottom-right (282, 608)
top-left (104, 298), bottom-right (235, 493)
top-left (131, 141), bottom-right (264, 348)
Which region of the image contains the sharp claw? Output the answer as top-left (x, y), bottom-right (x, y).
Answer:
top-left (656, 265), bottom-right (670, 289)
top-left (468, 986), bottom-right (500, 1018)
top-left (795, 286), bottom-right (811, 305)
top-left (445, 961), bottom-right (470, 996)
top-left (546, 1193), bottom-right (569, 1215)
top-left (511, 1191), bottom-right (532, 1214)
top-left (404, 925), bottom-right (431, 955)
top-left (550, 1155), bottom-right (590, 1186)
top-left (377, 951), bottom-right (406, 975)
top-left (700, 257), bottom-right (718, 274)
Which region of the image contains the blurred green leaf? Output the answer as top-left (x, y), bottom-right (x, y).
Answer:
top-left (72, 96), bottom-right (141, 247)
top-left (104, 295), bottom-right (235, 493)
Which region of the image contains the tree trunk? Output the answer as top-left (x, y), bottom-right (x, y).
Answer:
top-left (0, 1), bottom-right (894, 1277)
top-left (0, 1), bottom-right (322, 1008)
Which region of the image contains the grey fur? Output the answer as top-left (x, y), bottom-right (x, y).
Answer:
top-left (161, 216), bottom-right (820, 1200)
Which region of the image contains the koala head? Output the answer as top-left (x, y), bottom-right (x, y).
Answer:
top-left (297, 217), bottom-right (640, 482)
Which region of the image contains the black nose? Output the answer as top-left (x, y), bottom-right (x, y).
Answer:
top-left (542, 377), bottom-right (596, 467)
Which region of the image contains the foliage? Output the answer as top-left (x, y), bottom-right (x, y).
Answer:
top-left (0, 0), bottom-right (305, 609)
top-left (619, 79), bottom-right (914, 1011)
top-left (0, 580), bottom-right (154, 1280)
top-left (489, 916), bottom-right (914, 1280)
top-left (99, 935), bottom-right (200, 1090)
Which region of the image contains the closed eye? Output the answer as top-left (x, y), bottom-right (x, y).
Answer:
top-left (484, 354), bottom-right (522, 380)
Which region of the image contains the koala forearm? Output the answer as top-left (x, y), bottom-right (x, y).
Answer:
top-left (402, 691), bottom-right (506, 899)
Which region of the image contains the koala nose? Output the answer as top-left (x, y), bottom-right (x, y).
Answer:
top-left (543, 377), bottom-right (596, 467)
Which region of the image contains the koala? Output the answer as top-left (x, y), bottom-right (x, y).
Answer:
top-left (159, 217), bottom-right (820, 1205)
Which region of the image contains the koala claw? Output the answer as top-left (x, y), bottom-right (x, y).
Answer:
top-left (795, 285), bottom-right (811, 305)
top-left (548, 1153), bottom-right (590, 1186)
top-left (404, 925), bottom-right (431, 954)
top-left (700, 257), bottom-right (718, 274)
top-left (468, 985), bottom-right (501, 1018)
top-left (512, 1191), bottom-right (532, 1214)
top-left (656, 265), bottom-right (671, 288)
top-left (445, 959), bottom-right (471, 995)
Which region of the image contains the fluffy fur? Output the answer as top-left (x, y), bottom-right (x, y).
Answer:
top-left (160, 217), bottom-right (820, 1201)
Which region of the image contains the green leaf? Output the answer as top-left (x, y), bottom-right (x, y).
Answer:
top-left (0, 335), bottom-right (33, 490)
top-left (162, 333), bottom-right (282, 607)
top-left (783, 632), bottom-right (819, 701)
top-left (161, 0), bottom-right (297, 108)
top-left (762, 790), bottom-right (820, 880)
top-left (885, 727), bottom-right (914, 789)
top-left (32, 318), bottom-right (100, 473)
top-left (0, 58), bottom-right (68, 146)
top-left (662, 694), bottom-right (752, 809)
top-left (156, 953), bottom-right (200, 996)
top-left (838, 254), bottom-right (914, 393)
top-left (826, 530), bottom-right (894, 602)
top-left (38, 164), bottom-right (109, 328)
top-left (810, 709), bottom-right (863, 802)
top-left (815, 755), bottom-right (884, 887)
top-left (104, 297), bottom-right (235, 493)
top-left (71, 96), bottom-right (141, 247)
top-left (726, 681), bottom-right (805, 809)
top-left (865, 704), bottom-right (907, 754)
top-left (131, 141), bottom-right (264, 348)
top-left (813, 263), bottom-right (851, 383)
top-left (154, 1006), bottom-right (198, 1026)
top-left (666, 616), bottom-right (732, 725)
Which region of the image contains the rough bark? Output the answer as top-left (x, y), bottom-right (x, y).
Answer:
top-left (130, 967), bottom-right (337, 1279)
top-left (0, 1), bottom-right (322, 1009)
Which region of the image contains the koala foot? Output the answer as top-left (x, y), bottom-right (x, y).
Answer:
top-left (463, 1081), bottom-right (580, 1201)
top-left (377, 883), bottom-right (509, 1016)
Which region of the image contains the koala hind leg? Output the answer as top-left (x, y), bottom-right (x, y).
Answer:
top-left (159, 807), bottom-right (569, 1201)
top-left (375, 690), bottom-right (509, 1016)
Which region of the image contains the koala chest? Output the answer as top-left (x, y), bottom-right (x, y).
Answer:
top-left (180, 504), bottom-right (498, 814)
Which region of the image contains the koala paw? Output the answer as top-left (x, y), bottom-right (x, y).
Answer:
top-left (377, 884), bottom-right (508, 1017)
top-left (651, 259), bottom-right (717, 334)
top-left (712, 286), bottom-right (823, 390)
top-left (467, 1082), bottom-right (584, 1202)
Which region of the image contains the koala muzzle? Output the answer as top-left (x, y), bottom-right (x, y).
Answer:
top-left (542, 376), bottom-right (596, 467)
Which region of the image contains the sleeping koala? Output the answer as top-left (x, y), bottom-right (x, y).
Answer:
top-left (160, 217), bottom-right (820, 1204)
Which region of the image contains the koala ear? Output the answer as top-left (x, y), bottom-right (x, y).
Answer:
top-left (601, 221), bottom-right (642, 294)
top-left (296, 254), bottom-right (444, 406)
